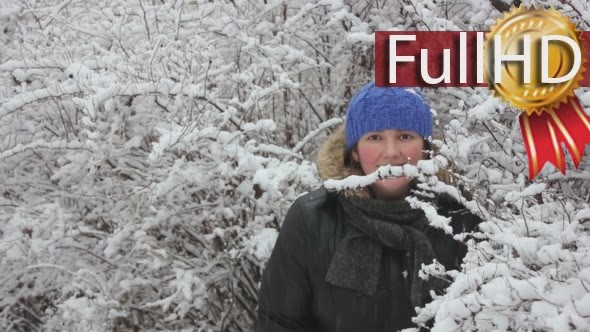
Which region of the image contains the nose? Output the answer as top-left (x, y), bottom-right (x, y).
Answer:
top-left (382, 137), bottom-right (402, 160)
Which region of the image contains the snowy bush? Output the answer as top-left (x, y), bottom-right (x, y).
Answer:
top-left (0, 0), bottom-right (377, 330)
top-left (1, 0), bottom-right (590, 331)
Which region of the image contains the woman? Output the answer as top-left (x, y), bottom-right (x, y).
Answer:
top-left (256, 82), bottom-right (480, 331)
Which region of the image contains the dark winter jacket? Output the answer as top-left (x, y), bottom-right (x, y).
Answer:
top-left (256, 125), bottom-right (481, 332)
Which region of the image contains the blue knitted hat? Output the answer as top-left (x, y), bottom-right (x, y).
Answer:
top-left (345, 82), bottom-right (432, 149)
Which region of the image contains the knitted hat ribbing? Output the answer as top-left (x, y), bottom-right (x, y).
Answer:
top-left (345, 82), bottom-right (433, 149)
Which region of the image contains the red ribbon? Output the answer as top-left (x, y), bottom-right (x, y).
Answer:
top-left (519, 98), bottom-right (590, 179)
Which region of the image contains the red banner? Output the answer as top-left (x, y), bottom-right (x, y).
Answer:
top-left (375, 31), bottom-right (590, 87)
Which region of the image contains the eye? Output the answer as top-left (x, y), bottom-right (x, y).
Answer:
top-left (400, 133), bottom-right (415, 140)
top-left (366, 134), bottom-right (382, 141)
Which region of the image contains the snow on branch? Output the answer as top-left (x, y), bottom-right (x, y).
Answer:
top-left (0, 84), bottom-right (82, 117)
top-left (407, 196), bottom-right (453, 234)
top-left (0, 139), bottom-right (89, 159)
top-left (292, 117), bottom-right (343, 154)
top-left (323, 155), bottom-right (448, 192)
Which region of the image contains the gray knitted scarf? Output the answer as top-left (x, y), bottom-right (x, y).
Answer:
top-left (325, 194), bottom-right (443, 308)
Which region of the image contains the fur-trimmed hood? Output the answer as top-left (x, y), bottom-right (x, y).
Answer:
top-left (316, 124), bottom-right (360, 181)
top-left (315, 124), bottom-right (370, 198)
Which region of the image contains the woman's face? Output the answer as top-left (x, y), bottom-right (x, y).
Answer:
top-left (352, 129), bottom-right (425, 200)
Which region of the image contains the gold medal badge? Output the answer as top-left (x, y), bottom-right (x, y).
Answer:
top-left (485, 5), bottom-right (590, 178)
